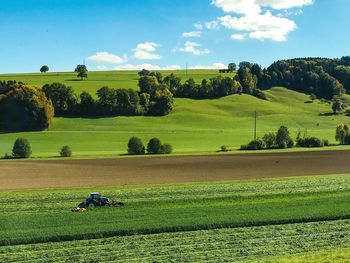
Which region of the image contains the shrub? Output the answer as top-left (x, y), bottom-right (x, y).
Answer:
top-left (262, 132), bottom-right (276, 149)
top-left (220, 146), bottom-right (229, 152)
top-left (12, 138), bottom-right (32, 158)
top-left (276, 126), bottom-right (294, 149)
top-left (241, 139), bottom-right (266, 150)
top-left (128, 137), bottom-right (145, 155)
top-left (60, 145), bottom-right (72, 157)
top-left (147, 138), bottom-right (162, 154)
top-left (160, 144), bottom-right (173, 154)
top-left (2, 153), bottom-right (12, 159)
top-left (297, 137), bottom-right (324, 148)
top-left (323, 139), bottom-right (329, 146)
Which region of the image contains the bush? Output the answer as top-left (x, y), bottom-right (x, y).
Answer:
top-left (220, 146), bottom-right (229, 152)
top-left (2, 153), bottom-right (12, 159)
top-left (262, 132), bottom-right (276, 149)
top-left (241, 139), bottom-right (266, 150)
top-left (60, 145), bottom-right (72, 157)
top-left (276, 126), bottom-right (294, 149)
top-left (128, 137), bottom-right (145, 155)
top-left (12, 138), bottom-right (32, 158)
top-left (160, 143), bottom-right (173, 154)
top-left (147, 138), bottom-right (162, 154)
top-left (297, 137), bottom-right (324, 148)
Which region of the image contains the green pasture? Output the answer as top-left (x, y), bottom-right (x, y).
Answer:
top-left (0, 86), bottom-right (349, 158)
top-left (0, 69), bottom-right (233, 95)
top-left (1, 174), bottom-right (350, 261)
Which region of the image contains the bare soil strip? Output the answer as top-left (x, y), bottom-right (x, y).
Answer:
top-left (1, 150), bottom-right (349, 190)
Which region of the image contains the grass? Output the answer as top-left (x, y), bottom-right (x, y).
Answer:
top-left (0, 69), bottom-right (233, 96)
top-left (0, 82), bottom-right (349, 158)
top-left (1, 174), bottom-right (350, 261)
top-left (1, 174), bottom-right (350, 246)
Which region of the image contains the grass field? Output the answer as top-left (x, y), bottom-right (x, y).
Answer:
top-left (0, 70), bottom-right (349, 159)
top-left (1, 174), bottom-right (350, 261)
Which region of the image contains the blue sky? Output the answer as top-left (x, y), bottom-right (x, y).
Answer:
top-left (0, 0), bottom-right (349, 73)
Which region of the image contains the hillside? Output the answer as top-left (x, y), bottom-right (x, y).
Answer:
top-left (0, 70), bottom-right (234, 96)
top-left (0, 75), bottom-right (348, 158)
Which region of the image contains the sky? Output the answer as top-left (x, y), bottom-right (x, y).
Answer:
top-left (0, 0), bottom-right (349, 73)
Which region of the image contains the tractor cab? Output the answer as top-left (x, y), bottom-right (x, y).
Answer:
top-left (89, 192), bottom-right (101, 200)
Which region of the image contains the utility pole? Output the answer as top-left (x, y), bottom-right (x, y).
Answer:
top-left (254, 111), bottom-right (257, 140)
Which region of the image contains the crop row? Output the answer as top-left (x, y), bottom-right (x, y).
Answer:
top-left (1, 219), bottom-right (350, 262)
top-left (1, 175), bottom-right (350, 245)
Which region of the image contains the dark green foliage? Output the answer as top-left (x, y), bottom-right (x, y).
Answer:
top-left (60, 145), bottom-right (72, 157)
top-left (297, 137), bottom-right (324, 147)
top-left (74, 65), bottom-right (88, 80)
top-left (332, 98), bottom-right (345, 114)
top-left (149, 86), bottom-right (173, 116)
top-left (276, 126), bottom-right (294, 149)
top-left (262, 132), bottom-right (276, 148)
top-left (335, 124), bottom-right (350, 144)
top-left (147, 138), bottom-right (162, 154)
top-left (127, 137), bottom-right (145, 155)
top-left (42, 83), bottom-right (77, 115)
top-left (12, 138), bottom-right (32, 158)
top-left (78, 91), bottom-right (96, 115)
top-left (138, 69), bottom-right (150, 77)
top-left (0, 83), bottom-right (54, 131)
top-left (163, 73), bottom-right (181, 95)
top-left (240, 138), bottom-right (266, 150)
top-left (228, 63), bottom-right (236, 72)
top-left (138, 76), bottom-right (159, 95)
top-left (160, 143), bottom-right (172, 154)
top-left (40, 65), bottom-right (49, 73)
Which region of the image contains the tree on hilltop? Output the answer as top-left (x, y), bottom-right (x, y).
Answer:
top-left (75, 65), bottom-right (88, 80)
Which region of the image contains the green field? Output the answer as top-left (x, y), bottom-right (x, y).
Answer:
top-left (1, 174), bottom-right (350, 262)
top-left (0, 70), bottom-right (349, 159)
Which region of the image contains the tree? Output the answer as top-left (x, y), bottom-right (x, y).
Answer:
top-left (237, 67), bottom-right (257, 94)
top-left (60, 145), bottom-right (72, 157)
top-left (138, 69), bottom-right (150, 77)
top-left (262, 132), bottom-right (276, 148)
top-left (147, 138), bottom-right (162, 154)
top-left (332, 98), bottom-right (344, 114)
top-left (78, 91), bottom-right (96, 115)
top-left (0, 83), bottom-right (54, 131)
top-left (138, 75), bottom-right (159, 96)
top-left (12, 138), bottom-right (32, 158)
top-left (149, 86), bottom-right (174, 116)
top-left (164, 73), bottom-right (181, 95)
top-left (40, 65), bottom-right (49, 73)
top-left (127, 137), bottom-right (145, 155)
top-left (335, 123), bottom-right (350, 144)
top-left (42, 83), bottom-right (78, 115)
top-left (75, 65), bottom-right (88, 80)
top-left (160, 143), bottom-right (172, 154)
top-left (276, 126), bottom-right (294, 149)
top-left (228, 63), bottom-right (236, 72)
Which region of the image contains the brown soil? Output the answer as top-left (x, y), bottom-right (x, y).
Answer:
top-left (1, 150), bottom-right (350, 190)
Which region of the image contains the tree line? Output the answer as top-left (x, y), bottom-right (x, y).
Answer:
top-left (241, 57), bottom-right (350, 100)
top-left (138, 69), bottom-right (267, 100)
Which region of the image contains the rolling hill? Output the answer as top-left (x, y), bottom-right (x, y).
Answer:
top-left (0, 70), bottom-right (349, 158)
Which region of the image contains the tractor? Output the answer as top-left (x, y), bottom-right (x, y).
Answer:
top-left (77, 192), bottom-right (124, 208)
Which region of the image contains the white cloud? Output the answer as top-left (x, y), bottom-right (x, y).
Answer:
top-left (115, 64), bottom-right (181, 71)
top-left (182, 31), bottom-right (202, 38)
top-left (219, 11), bottom-right (296, 41)
top-left (175, 41), bottom-right (211, 56)
top-left (88, 51), bottom-right (127, 64)
top-left (205, 20), bottom-right (220, 30)
top-left (231, 34), bottom-right (246, 40)
top-left (210, 0), bottom-right (313, 42)
top-left (194, 22), bottom-right (203, 30)
top-left (189, 62), bottom-right (227, 70)
top-left (133, 42), bottom-right (162, 60)
top-left (257, 0), bottom-right (314, 10)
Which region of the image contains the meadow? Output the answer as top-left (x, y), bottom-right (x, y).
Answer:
top-left (0, 69), bottom-right (349, 159)
top-left (1, 174), bottom-right (350, 262)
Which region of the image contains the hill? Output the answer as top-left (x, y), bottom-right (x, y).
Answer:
top-left (0, 73), bottom-right (348, 158)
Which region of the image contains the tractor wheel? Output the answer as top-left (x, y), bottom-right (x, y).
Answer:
top-left (88, 202), bottom-right (95, 208)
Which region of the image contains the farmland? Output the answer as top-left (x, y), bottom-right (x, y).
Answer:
top-left (1, 70), bottom-right (350, 159)
top-left (1, 174), bottom-right (350, 261)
